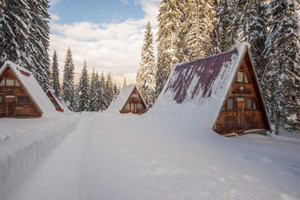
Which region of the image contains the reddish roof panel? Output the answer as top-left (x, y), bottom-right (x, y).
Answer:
top-left (164, 50), bottom-right (238, 103)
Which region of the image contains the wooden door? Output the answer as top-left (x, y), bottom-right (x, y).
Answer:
top-left (236, 98), bottom-right (245, 132)
top-left (5, 96), bottom-right (16, 117)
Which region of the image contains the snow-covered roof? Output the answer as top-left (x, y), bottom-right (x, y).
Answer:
top-left (0, 61), bottom-right (58, 117)
top-left (153, 42), bottom-right (255, 127)
top-left (47, 89), bottom-right (70, 112)
top-left (107, 84), bottom-right (146, 112)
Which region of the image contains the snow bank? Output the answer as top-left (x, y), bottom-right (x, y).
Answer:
top-left (0, 115), bottom-right (80, 197)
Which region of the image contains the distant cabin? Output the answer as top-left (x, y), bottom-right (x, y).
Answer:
top-left (0, 61), bottom-right (57, 118)
top-left (46, 89), bottom-right (69, 112)
top-left (157, 42), bottom-right (271, 136)
top-left (107, 84), bottom-right (147, 114)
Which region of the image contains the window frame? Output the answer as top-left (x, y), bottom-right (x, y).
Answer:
top-left (236, 70), bottom-right (250, 84)
top-left (246, 98), bottom-right (257, 110)
top-left (224, 97), bottom-right (235, 111)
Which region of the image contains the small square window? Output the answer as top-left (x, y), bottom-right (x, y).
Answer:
top-left (227, 98), bottom-right (234, 110)
top-left (247, 99), bottom-right (253, 109)
top-left (6, 79), bottom-right (14, 86)
top-left (237, 97), bottom-right (245, 102)
top-left (17, 96), bottom-right (26, 103)
top-left (0, 79), bottom-right (4, 86)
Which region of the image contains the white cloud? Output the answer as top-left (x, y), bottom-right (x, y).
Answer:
top-left (50, 13), bottom-right (60, 21)
top-left (49, 0), bottom-right (159, 76)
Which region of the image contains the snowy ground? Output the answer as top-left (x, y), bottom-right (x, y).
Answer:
top-left (1, 112), bottom-right (300, 200)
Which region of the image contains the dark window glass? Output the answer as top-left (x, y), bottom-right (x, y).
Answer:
top-left (27, 97), bottom-right (32, 103)
top-left (227, 98), bottom-right (234, 110)
top-left (17, 96), bottom-right (26, 103)
top-left (0, 96), bottom-right (2, 103)
top-left (247, 98), bottom-right (253, 109)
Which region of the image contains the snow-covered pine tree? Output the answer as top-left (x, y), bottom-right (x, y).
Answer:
top-left (210, 0), bottom-right (238, 53)
top-left (105, 73), bottom-right (114, 108)
top-left (263, 0), bottom-right (300, 134)
top-left (89, 69), bottom-right (98, 111)
top-left (0, 0), bottom-right (51, 91)
top-left (51, 50), bottom-right (61, 95)
top-left (184, 0), bottom-right (215, 59)
top-left (156, 0), bottom-right (182, 96)
top-left (62, 48), bottom-right (75, 110)
top-left (123, 77), bottom-right (127, 87)
top-left (243, 0), bottom-right (268, 80)
top-left (137, 21), bottom-right (156, 107)
top-left (73, 83), bottom-right (79, 112)
top-left (99, 71), bottom-right (107, 111)
top-left (26, 0), bottom-right (51, 91)
top-left (78, 60), bottom-right (90, 112)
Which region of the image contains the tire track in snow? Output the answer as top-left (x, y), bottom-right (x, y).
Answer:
top-left (3, 114), bottom-right (92, 200)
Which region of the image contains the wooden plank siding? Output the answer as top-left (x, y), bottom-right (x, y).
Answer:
top-left (214, 51), bottom-right (269, 135)
top-left (0, 68), bottom-right (42, 118)
top-left (120, 88), bottom-right (147, 114)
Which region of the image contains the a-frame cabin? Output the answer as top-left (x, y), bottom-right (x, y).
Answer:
top-left (157, 42), bottom-right (271, 136)
top-left (46, 89), bottom-right (68, 112)
top-left (0, 61), bottom-right (57, 118)
top-left (107, 84), bottom-right (147, 114)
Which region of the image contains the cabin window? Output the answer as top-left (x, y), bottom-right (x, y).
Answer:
top-left (27, 97), bottom-right (32, 104)
top-left (226, 98), bottom-right (234, 110)
top-left (237, 71), bottom-right (244, 83)
top-left (247, 98), bottom-right (257, 110)
top-left (17, 96), bottom-right (26, 103)
top-left (130, 103), bottom-right (135, 112)
top-left (131, 93), bottom-right (138, 98)
top-left (236, 71), bottom-right (250, 83)
top-left (6, 79), bottom-right (14, 86)
top-left (0, 96), bottom-right (2, 103)
top-left (237, 97), bottom-right (245, 102)
top-left (137, 103), bottom-right (143, 111)
top-left (0, 79), bottom-right (4, 86)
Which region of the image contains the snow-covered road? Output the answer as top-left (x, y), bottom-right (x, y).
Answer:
top-left (2, 112), bottom-right (300, 200)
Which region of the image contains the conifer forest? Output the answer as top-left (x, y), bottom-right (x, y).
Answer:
top-left (0, 0), bottom-right (299, 133)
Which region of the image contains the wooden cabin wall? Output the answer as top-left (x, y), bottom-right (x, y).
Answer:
top-left (120, 88), bottom-right (147, 114)
top-left (214, 53), bottom-right (269, 135)
top-left (0, 67), bottom-right (42, 118)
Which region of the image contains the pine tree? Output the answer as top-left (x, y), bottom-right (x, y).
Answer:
top-left (0, 0), bottom-right (51, 91)
top-left (184, 0), bottom-right (215, 59)
top-left (263, 0), bottom-right (300, 134)
top-left (156, 0), bottom-right (182, 96)
top-left (89, 69), bottom-right (98, 111)
top-left (137, 21), bottom-right (156, 107)
top-left (105, 73), bottom-right (114, 108)
top-left (99, 71), bottom-right (107, 111)
top-left (210, 0), bottom-right (238, 53)
top-left (51, 50), bottom-right (60, 95)
top-left (78, 60), bottom-right (90, 111)
top-left (62, 48), bottom-right (75, 110)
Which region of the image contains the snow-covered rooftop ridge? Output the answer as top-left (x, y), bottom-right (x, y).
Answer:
top-left (46, 89), bottom-right (70, 112)
top-left (153, 42), bottom-right (250, 128)
top-left (0, 61), bottom-right (58, 117)
top-left (107, 84), bottom-right (137, 112)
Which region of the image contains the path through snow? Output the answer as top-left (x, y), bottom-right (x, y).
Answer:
top-left (2, 112), bottom-right (300, 200)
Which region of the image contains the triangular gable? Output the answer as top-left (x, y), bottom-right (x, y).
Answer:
top-left (107, 84), bottom-right (147, 112)
top-left (0, 61), bottom-right (57, 117)
top-left (154, 42), bottom-right (271, 134)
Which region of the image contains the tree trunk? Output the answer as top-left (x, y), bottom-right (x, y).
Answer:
top-left (170, 31), bottom-right (173, 71)
top-left (275, 110), bottom-right (280, 135)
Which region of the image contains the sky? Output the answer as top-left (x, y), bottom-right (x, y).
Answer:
top-left (48, 0), bottom-right (159, 75)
